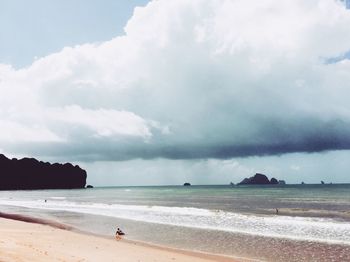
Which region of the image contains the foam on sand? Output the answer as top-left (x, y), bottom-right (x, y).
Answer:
top-left (1, 198), bottom-right (350, 245)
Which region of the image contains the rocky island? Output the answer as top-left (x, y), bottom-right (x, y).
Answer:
top-left (238, 173), bottom-right (285, 185)
top-left (0, 154), bottom-right (86, 190)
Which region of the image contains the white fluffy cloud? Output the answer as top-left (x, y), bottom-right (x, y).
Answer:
top-left (1, 0), bottom-right (350, 161)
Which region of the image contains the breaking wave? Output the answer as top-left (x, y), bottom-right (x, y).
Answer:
top-left (1, 198), bottom-right (350, 245)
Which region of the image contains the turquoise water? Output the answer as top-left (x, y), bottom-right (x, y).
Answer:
top-left (0, 184), bottom-right (350, 261)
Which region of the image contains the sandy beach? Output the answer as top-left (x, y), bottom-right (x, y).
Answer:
top-left (0, 216), bottom-right (241, 262)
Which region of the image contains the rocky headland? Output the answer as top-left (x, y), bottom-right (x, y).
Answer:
top-left (0, 154), bottom-right (86, 190)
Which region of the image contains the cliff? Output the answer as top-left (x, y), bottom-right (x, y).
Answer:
top-left (238, 173), bottom-right (282, 185)
top-left (0, 154), bottom-right (86, 190)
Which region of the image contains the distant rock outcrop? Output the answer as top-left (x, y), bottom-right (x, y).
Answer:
top-left (86, 185), bottom-right (94, 188)
top-left (0, 154), bottom-right (86, 190)
top-left (238, 173), bottom-right (284, 185)
top-left (183, 182), bottom-right (191, 186)
top-left (270, 177), bottom-right (279, 184)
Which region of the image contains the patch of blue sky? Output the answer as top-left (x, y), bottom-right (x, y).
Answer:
top-left (0, 0), bottom-right (149, 68)
top-left (324, 50), bottom-right (350, 64)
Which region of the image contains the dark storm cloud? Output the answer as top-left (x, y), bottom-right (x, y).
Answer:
top-left (6, 117), bottom-right (350, 162)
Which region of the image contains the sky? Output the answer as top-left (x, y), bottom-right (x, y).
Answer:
top-left (1, 0), bottom-right (350, 186)
top-left (0, 0), bottom-right (148, 68)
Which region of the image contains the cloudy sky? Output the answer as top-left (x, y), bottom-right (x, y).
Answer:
top-left (1, 0), bottom-right (350, 186)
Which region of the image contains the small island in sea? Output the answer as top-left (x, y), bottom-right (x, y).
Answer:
top-left (238, 173), bottom-right (285, 185)
top-left (0, 154), bottom-right (86, 190)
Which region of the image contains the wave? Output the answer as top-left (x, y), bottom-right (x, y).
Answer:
top-left (1, 199), bottom-right (350, 245)
top-left (263, 208), bottom-right (350, 220)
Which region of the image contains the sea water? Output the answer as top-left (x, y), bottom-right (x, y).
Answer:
top-left (0, 184), bottom-right (350, 261)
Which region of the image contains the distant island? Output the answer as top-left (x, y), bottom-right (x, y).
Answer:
top-left (183, 182), bottom-right (191, 186)
top-left (238, 173), bottom-right (285, 185)
top-left (0, 154), bottom-right (87, 190)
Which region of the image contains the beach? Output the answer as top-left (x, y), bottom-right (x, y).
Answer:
top-left (0, 216), bottom-right (240, 262)
top-left (1, 185), bottom-right (350, 261)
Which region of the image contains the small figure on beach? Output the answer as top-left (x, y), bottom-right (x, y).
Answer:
top-left (115, 227), bottom-right (125, 240)
top-left (276, 208), bottom-right (279, 214)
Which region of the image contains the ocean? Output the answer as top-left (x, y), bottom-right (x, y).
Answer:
top-left (0, 184), bottom-right (350, 261)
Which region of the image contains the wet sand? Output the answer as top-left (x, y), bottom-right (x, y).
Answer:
top-left (0, 214), bottom-right (243, 262)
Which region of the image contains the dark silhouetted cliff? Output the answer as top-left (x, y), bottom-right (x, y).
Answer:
top-left (238, 173), bottom-right (284, 185)
top-left (0, 154), bottom-right (86, 190)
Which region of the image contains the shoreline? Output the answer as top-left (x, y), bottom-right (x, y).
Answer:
top-left (0, 212), bottom-right (253, 262)
top-left (1, 187), bottom-right (350, 262)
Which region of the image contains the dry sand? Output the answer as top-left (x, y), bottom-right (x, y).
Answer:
top-left (0, 217), bottom-right (242, 262)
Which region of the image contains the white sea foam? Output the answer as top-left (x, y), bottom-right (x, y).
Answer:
top-left (1, 199), bottom-right (350, 245)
